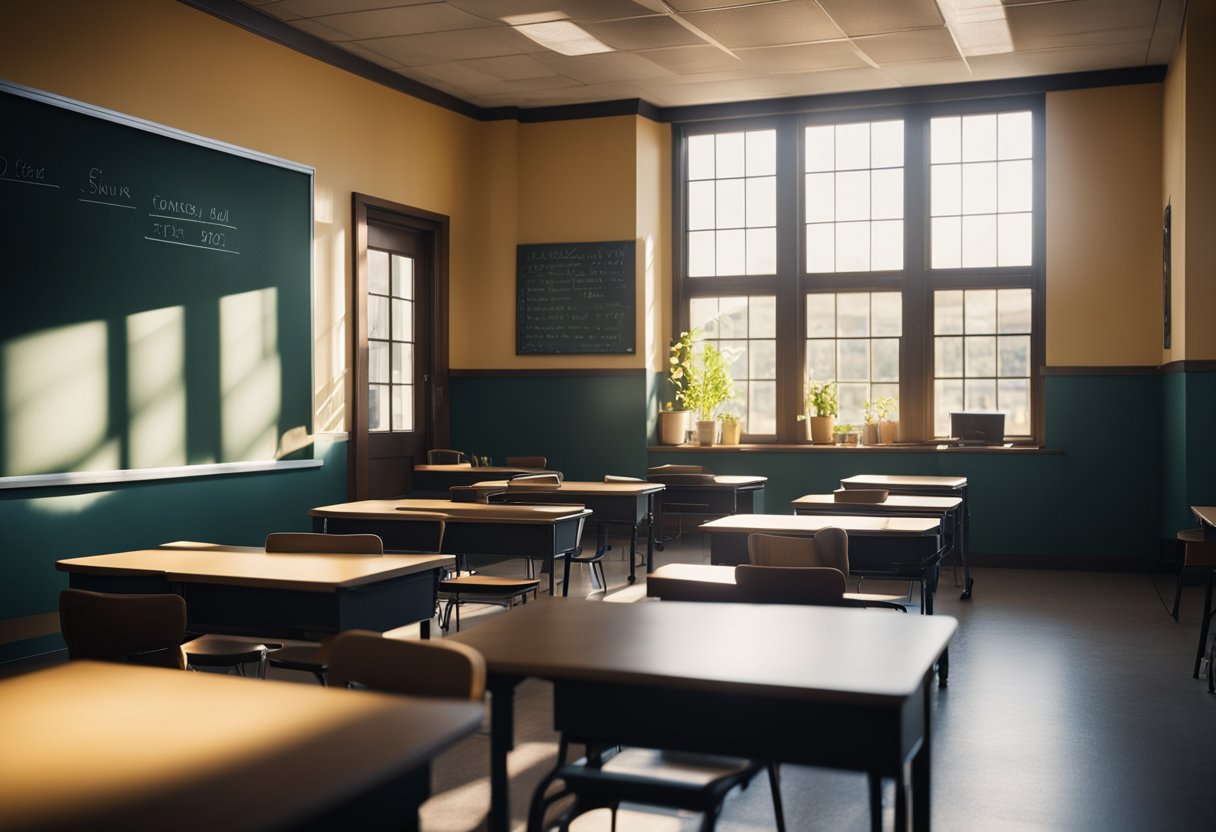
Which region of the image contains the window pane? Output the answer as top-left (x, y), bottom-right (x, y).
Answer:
top-left (750, 381), bottom-right (777, 434)
top-left (871, 120), bottom-right (903, 168)
top-left (688, 181), bottom-right (714, 230)
top-left (936, 336), bottom-right (963, 377)
top-left (872, 292), bottom-right (902, 336)
top-left (965, 335), bottom-right (996, 377)
top-left (931, 116), bottom-right (960, 164)
top-left (965, 378), bottom-right (997, 410)
top-left (871, 220), bottom-right (903, 271)
top-left (806, 173), bottom-right (834, 223)
top-left (961, 214), bottom-right (996, 267)
top-left (750, 339), bottom-right (777, 379)
top-left (836, 122), bottom-right (869, 170)
top-left (716, 132), bottom-right (744, 178)
top-left (807, 340), bottom-right (836, 380)
top-left (999, 111), bottom-right (1032, 160)
top-left (871, 169), bottom-right (902, 220)
top-left (746, 176), bottom-right (776, 227)
top-left (394, 342), bottom-right (413, 384)
top-left (806, 293), bottom-right (836, 338)
top-left (836, 171), bottom-right (870, 221)
top-left (392, 255), bottom-right (412, 299)
top-left (688, 231), bottom-right (714, 276)
top-left (934, 379), bottom-right (964, 435)
top-left (961, 162), bottom-right (996, 214)
top-left (806, 224), bottom-right (834, 272)
top-left (716, 228), bottom-right (744, 275)
top-left (931, 216), bottom-right (961, 268)
top-left (931, 165), bottom-right (961, 216)
top-left (836, 222), bottom-right (870, 272)
top-left (998, 213), bottom-right (1032, 266)
top-left (962, 114), bottom-right (996, 162)
top-left (391, 384), bottom-right (410, 431)
top-left (721, 339), bottom-right (748, 380)
top-left (837, 293), bottom-right (869, 337)
top-left (838, 383), bottom-right (867, 424)
top-left (935, 290), bottom-right (964, 334)
top-left (368, 295), bottom-right (389, 339)
top-left (369, 340), bottom-right (389, 383)
top-left (716, 179), bottom-right (745, 228)
top-left (750, 295), bottom-right (776, 338)
top-left (746, 228), bottom-right (776, 274)
top-left (999, 379), bottom-right (1031, 435)
top-left (997, 159), bottom-right (1032, 213)
top-left (690, 297), bottom-right (719, 334)
top-left (369, 385), bottom-right (389, 432)
top-left (688, 134), bottom-right (715, 179)
top-left (718, 296), bottom-right (748, 338)
top-left (368, 249), bottom-right (389, 295)
top-left (805, 125), bottom-right (834, 172)
top-left (998, 335), bottom-right (1030, 376)
top-left (873, 338), bottom-right (899, 381)
top-left (391, 298), bottom-right (408, 342)
top-left (746, 130), bottom-right (776, 176)
top-left (838, 339), bottom-right (869, 380)
top-left (998, 288), bottom-right (1033, 333)
top-left (965, 289), bottom-right (997, 334)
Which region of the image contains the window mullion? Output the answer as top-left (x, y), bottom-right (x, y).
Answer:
top-left (903, 109), bottom-right (928, 441)
top-left (775, 121), bottom-right (801, 443)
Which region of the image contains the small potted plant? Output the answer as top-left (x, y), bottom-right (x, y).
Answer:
top-left (874, 395), bottom-right (899, 444)
top-left (805, 380), bottom-right (838, 445)
top-left (682, 341), bottom-right (735, 446)
top-left (834, 423), bottom-right (859, 446)
top-left (659, 329), bottom-right (697, 444)
top-left (719, 412), bottom-right (743, 446)
top-left (861, 400), bottom-right (880, 445)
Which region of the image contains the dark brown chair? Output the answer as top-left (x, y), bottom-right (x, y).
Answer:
top-left (1172, 528), bottom-right (1216, 621)
top-left (734, 564), bottom-right (849, 605)
top-left (59, 589), bottom-right (188, 670)
top-left (327, 629), bottom-right (485, 700)
top-left (427, 449), bottom-right (465, 464)
top-left (748, 530), bottom-right (909, 608)
top-left (506, 455), bottom-right (547, 469)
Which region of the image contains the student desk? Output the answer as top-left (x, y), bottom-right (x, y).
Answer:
top-left (841, 474), bottom-right (974, 599)
top-left (0, 660), bottom-right (483, 832)
top-left (451, 479), bottom-right (665, 582)
top-left (310, 499), bottom-right (590, 595)
top-left (1193, 505), bottom-right (1216, 537)
top-left (411, 463), bottom-right (557, 495)
top-left (449, 600), bottom-right (956, 832)
top-left (646, 562), bottom-right (908, 607)
top-left (793, 493), bottom-right (967, 599)
top-left (56, 542), bottom-right (452, 640)
top-left (648, 474), bottom-right (767, 548)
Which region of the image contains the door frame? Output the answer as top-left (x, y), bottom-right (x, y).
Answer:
top-left (351, 193), bottom-right (450, 501)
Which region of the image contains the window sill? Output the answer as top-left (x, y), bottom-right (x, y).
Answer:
top-left (648, 443), bottom-right (1060, 454)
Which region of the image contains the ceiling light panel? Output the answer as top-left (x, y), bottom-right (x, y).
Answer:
top-left (514, 21), bottom-right (614, 55)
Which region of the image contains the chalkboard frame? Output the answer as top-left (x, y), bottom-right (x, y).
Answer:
top-left (0, 81), bottom-right (319, 489)
top-left (516, 240), bottom-right (636, 355)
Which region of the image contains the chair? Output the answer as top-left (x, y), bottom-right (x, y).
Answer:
top-left (263, 532), bottom-right (387, 684)
top-left (506, 455), bottom-right (547, 469)
top-left (438, 572), bottom-right (541, 632)
top-left (327, 629), bottom-right (485, 700)
top-left (1171, 528), bottom-right (1216, 621)
top-left (427, 449), bottom-right (465, 464)
top-left (748, 530), bottom-right (910, 608)
top-left (59, 589), bottom-right (188, 669)
top-left (647, 464), bottom-right (710, 476)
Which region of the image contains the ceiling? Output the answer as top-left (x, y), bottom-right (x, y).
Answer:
top-left (236, 0), bottom-right (1186, 111)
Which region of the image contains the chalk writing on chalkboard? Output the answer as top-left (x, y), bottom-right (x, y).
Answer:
top-left (516, 241), bottom-right (636, 355)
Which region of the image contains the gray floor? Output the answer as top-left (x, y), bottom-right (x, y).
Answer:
top-left (9, 532), bottom-right (1215, 831)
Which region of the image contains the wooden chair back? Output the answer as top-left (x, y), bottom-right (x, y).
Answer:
top-left (747, 528), bottom-right (850, 573)
top-left (327, 630), bottom-right (486, 700)
top-left (427, 449), bottom-right (465, 464)
top-left (264, 532), bottom-right (385, 554)
top-left (604, 474), bottom-right (643, 483)
top-left (647, 464), bottom-right (710, 476)
top-left (505, 455), bottom-right (547, 468)
top-left (733, 565), bottom-right (848, 606)
top-left (59, 589), bottom-right (187, 669)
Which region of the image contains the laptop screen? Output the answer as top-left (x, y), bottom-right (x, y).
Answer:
top-left (949, 412), bottom-right (1005, 445)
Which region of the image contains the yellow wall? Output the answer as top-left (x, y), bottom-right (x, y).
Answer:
top-left (635, 118), bottom-right (673, 375)
top-left (1182, 2), bottom-right (1216, 360)
top-left (1045, 84), bottom-right (1163, 366)
top-left (1163, 33), bottom-right (1187, 364)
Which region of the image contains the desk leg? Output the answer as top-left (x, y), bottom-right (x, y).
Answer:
top-left (911, 666), bottom-right (934, 831)
top-left (487, 675), bottom-right (520, 832)
top-left (923, 561), bottom-right (949, 687)
top-left (959, 493), bottom-right (973, 600)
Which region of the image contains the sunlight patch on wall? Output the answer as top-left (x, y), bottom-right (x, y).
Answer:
top-left (4, 322), bottom-right (109, 476)
top-left (30, 490), bottom-right (113, 515)
top-left (220, 288), bottom-right (280, 461)
top-left (644, 234), bottom-right (657, 372)
top-left (127, 306), bottom-right (186, 469)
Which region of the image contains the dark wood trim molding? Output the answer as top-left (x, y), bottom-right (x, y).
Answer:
top-left (1162, 359), bottom-right (1216, 374)
top-left (179, 2), bottom-right (1168, 126)
top-left (449, 368), bottom-right (646, 378)
top-left (1042, 362), bottom-right (1216, 376)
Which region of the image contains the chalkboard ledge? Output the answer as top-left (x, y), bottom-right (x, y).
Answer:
top-left (0, 459), bottom-right (323, 491)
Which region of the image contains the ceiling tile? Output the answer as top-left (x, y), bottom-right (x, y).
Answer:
top-left (766, 65), bottom-right (896, 96)
top-left (683, 1), bottom-right (845, 49)
top-left (877, 57), bottom-right (976, 86)
top-left (639, 44), bottom-right (752, 75)
top-left (288, 18), bottom-right (353, 41)
top-left (362, 27), bottom-right (538, 65)
top-left (735, 41), bottom-right (870, 74)
top-left (1006, 0), bottom-right (1159, 45)
top-left (447, 0), bottom-right (655, 24)
top-left (580, 15), bottom-right (709, 50)
top-left (303, 4), bottom-right (493, 40)
top-left (530, 50), bottom-right (675, 84)
top-left (816, 0), bottom-right (944, 36)
top-left (337, 41), bottom-right (407, 69)
top-left (664, 1), bottom-right (774, 12)
top-left (458, 54), bottom-right (560, 81)
top-left (854, 28), bottom-right (961, 64)
top-left (275, 0), bottom-right (432, 17)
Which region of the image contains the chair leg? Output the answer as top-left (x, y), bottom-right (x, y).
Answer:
top-left (766, 763), bottom-right (786, 832)
top-left (868, 773), bottom-right (882, 832)
top-left (562, 556), bottom-right (572, 597)
top-left (1173, 564), bottom-right (1186, 622)
top-left (1198, 569), bottom-right (1215, 678)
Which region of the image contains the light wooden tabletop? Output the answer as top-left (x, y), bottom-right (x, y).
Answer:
top-left (0, 661), bottom-right (483, 832)
top-left (462, 479), bottom-right (665, 495)
top-left (310, 498), bottom-right (592, 524)
top-left (1193, 506), bottom-right (1216, 528)
top-left (841, 474), bottom-right (967, 489)
top-left (414, 464), bottom-right (551, 474)
top-left (701, 513), bottom-right (941, 536)
top-left (56, 542), bottom-right (453, 592)
top-left (449, 599), bottom-right (955, 702)
top-left (792, 493), bottom-right (962, 511)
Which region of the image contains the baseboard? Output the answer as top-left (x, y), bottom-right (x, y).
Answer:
top-left (968, 552), bottom-right (1166, 573)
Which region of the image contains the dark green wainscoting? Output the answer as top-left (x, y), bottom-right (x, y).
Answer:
top-left (0, 438), bottom-right (348, 664)
top-left (1162, 369), bottom-right (1216, 536)
top-left (450, 372), bottom-right (650, 482)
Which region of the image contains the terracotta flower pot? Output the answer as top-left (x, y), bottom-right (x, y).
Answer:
top-left (879, 419), bottom-right (899, 444)
top-left (809, 415), bottom-right (835, 445)
top-left (658, 410), bottom-right (690, 445)
top-left (861, 424), bottom-right (880, 445)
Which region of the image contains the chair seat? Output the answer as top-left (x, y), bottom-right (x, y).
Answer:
top-left (439, 575), bottom-right (541, 596)
top-left (266, 644), bottom-right (326, 672)
top-left (183, 636), bottom-right (282, 667)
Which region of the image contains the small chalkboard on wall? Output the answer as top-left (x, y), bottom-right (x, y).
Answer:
top-left (516, 240), bottom-right (636, 354)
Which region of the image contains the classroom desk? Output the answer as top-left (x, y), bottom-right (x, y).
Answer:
top-left (841, 474), bottom-right (973, 600)
top-left (452, 479), bottom-right (665, 582)
top-left (56, 542), bottom-right (453, 640)
top-left (0, 660), bottom-right (483, 832)
top-left (646, 562), bottom-right (909, 607)
top-left (411, 463), bottom-right (557, 495)
top-left (448, 600), bottom-right (956, 832)
top-left (1192, 505), bottom-right (1216, 538)
top-left (793, 493), bottom-right (967, 599)
top-left (648, 474), bottom-right (767, 548)
top-left (310, 499), bottom-right (590, 595)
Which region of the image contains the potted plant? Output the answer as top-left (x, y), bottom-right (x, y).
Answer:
top-left (682, 341), bottom-right (735, 446)
top-left (873, 395), bottom-right (899, 444)
top-left (861, 400), bottom-right (880, 445)
top-left (659, 329), bottom-right (697, 444)
top-left (834, 423), bottom-right (859, 445)
top-left (805, 380), bottom-right (838, 445)
top-left (719, 412), bottom-right (743, 446)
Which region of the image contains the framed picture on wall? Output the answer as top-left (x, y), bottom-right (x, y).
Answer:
top-left (1163, 201), bottom-right (1171, 349)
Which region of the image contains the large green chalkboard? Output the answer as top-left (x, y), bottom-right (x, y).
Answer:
top-left (0, 82), bottom-right (313, 480)
top-left (516, 241), bottom-right (636, 355)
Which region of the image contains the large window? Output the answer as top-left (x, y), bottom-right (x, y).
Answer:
top-left (675, 98), bottom-right (1043, 443)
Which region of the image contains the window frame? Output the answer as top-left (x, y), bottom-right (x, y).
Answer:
top-left (672, 95), bottom-right (1046, 445)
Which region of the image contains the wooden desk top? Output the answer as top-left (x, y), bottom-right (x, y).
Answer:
top-left (841, 474), bottom-right (967, 490)
top-left (460, 479), bottom-right (665, 496)
top-left (792, 493), bottom-right (962, 511)
top-left (310, 498), bottom-right (592, 524)
top-left (450, 599), bottom-right (955, 703)
top-left (56, 542), bottom-right (453, 592)
top-left (647, 563), bottom-right (909, 605)
top-left (0, 661), bottom-right (483, 832)
top-left (700, 513), bottom-right (941, 537)
top-left (649, 474), bottom-right (767, 488)
top-left (1193, 506), bottom-right (1216, 528)
top-left (414, 464), bottom-right (552, 475)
